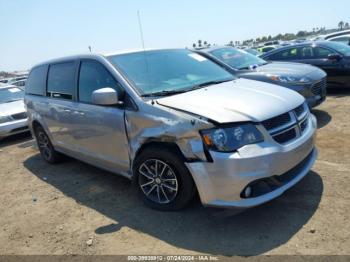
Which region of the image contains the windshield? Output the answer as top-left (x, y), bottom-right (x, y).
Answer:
top-left (0, 87), bottom-right (24, 103)
top-left (210, 47), bottom-right (267, 70)
top-left (245, 48), bottom-right (261, 56)
top-left (325, 41), bottom-right (350, 56)
top-left (107, 49), bottom-right (234, 96)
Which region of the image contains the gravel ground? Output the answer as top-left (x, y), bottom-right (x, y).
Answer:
top-left (0, 89), bottom-right (349, 256)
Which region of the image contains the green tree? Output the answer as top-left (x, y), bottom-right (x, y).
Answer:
top-left (297, 31), bottom-right (307, 37)
top-left (338, 21), bottom-right (344, 30)
top-left (275, 34), bottom-right (283, 40)
top-left (345, 22), bottom-right (350, 29)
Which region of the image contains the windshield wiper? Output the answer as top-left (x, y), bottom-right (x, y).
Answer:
top-left (239, 62), bottom-right (268, 70)
top-left (4, 99), bottom-right (22, 103)
top-left (189, 79), bottom-right (233, 90)
top-left (141, 90), bottom-right (187, 97)
top-left (141, 79), bottom-right (233, 97)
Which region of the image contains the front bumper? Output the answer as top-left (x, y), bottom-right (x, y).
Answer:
top-left (186, 114), bottom-right (317, 208)
top-left (287, 84), bottom-right (326, 109)
top-left (306, 95), bottom-right (326, 108)
top-left (0, 119), bottom-right (29, 139)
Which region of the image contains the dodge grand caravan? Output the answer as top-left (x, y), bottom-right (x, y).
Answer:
top-left (25, 49), bottom-right (318, 210)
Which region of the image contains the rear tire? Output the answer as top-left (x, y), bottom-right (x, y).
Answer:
top-left (34, 125), bottom-right (63, 164)
top-left (134, 145), bottom-right (196, 211)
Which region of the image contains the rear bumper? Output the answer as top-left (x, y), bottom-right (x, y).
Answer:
top-left (186, 114), bottom-right (317, 208)
top-left (0, 119), bottom-right (29, 138)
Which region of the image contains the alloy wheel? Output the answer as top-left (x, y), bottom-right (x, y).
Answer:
top-left (138, 159), bottom-right (178, 204)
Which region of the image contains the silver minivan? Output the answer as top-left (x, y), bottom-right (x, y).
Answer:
top-left (25, 49), bottom-right (317, 210)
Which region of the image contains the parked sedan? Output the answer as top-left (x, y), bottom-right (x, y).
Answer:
top-left (261, 41), bottom-right (350, 88)
top-left (0, 85), bottom-right (29, 139)
top-left (196, 46), bottom-right (327, 108)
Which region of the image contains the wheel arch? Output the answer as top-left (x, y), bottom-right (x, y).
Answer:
top-left (131, 141), bottom-right (187, 180)
top-left (32, 119), bottom-right (43, 132)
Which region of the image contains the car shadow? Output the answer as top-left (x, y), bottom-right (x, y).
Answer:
top-left (0, 132), bottom-right (33, 148)
top-left (312, 109), bottom-right (332, 129)
top-left (23, 154), bottom-right (323, 256)
top-left (327, 87), bottom-right (350, 98)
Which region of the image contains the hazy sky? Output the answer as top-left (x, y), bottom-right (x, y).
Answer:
top-left (1, 0), bottom-right (349, 71)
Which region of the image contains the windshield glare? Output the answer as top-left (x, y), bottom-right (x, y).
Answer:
top-left (0, 87), bottom-right (24, 103)
top-left (210, 47), bottom-right (267, 70)
top-left (325, 41), bottom-right (350, 56)
top-left (245, 48), bottom-right (261, 56)
top-left (107, 49), bottom-right (234, 96)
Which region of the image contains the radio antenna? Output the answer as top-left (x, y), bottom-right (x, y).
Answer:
top-left (137, 10), bottom-right (146, 50)
top-left (137, 10), bottom-right (152, 95)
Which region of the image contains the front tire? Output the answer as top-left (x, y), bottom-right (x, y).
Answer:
top-left (134, 146), bottom-right (196, 211)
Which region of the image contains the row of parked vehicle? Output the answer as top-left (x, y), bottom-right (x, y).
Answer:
top-left (237, 29), bottom-right (350, 56)
top-left (1, 40), bottom-right (349, 211)
top-left (0, 76), bottom-right (27, 87)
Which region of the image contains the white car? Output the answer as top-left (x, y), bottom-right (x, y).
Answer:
top-left (316, 30), bottom-right (350, 45)
top-left (0, 85), bottom-right (29, 139)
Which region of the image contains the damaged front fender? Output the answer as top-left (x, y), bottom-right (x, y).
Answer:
top-left (125, 101), bottom-right (214, 169)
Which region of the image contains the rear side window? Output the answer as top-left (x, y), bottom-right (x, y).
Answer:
top-left (299, 46), bottom-right (314, 59)
top-left (47, 62), bottom-right (76, 100)
top-left (78, 60), bottom-right (122, 103)
top-left (26, 65), bottom-right (47, 96)
top-left (312, 47), bottom-right (333, 59)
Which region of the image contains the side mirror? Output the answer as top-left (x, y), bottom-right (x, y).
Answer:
top-left (92, 87), bottom-right (119, 105)
top-left (328, 53), bottom-right (342, 61)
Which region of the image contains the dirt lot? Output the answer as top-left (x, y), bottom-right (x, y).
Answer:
top-left (0, 89), bottom-right (349, 256)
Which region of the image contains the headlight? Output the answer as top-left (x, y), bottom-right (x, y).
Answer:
top-left (0, 115), bottom-right (12, 124)
top-left (268, 75), bottom-right (312, 84)
top-left (201, 124), bottom-right (264, 152)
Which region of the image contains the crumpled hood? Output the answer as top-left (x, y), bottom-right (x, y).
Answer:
top-left (156, 78), bottom-right (304, 123)
top-left (0, 100), bottom-right (26, 117)
top-left (240, 61), bottom-right (325, 80)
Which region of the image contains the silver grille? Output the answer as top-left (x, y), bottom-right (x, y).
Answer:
top-left (262, 103), bottom-right (309, 144)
